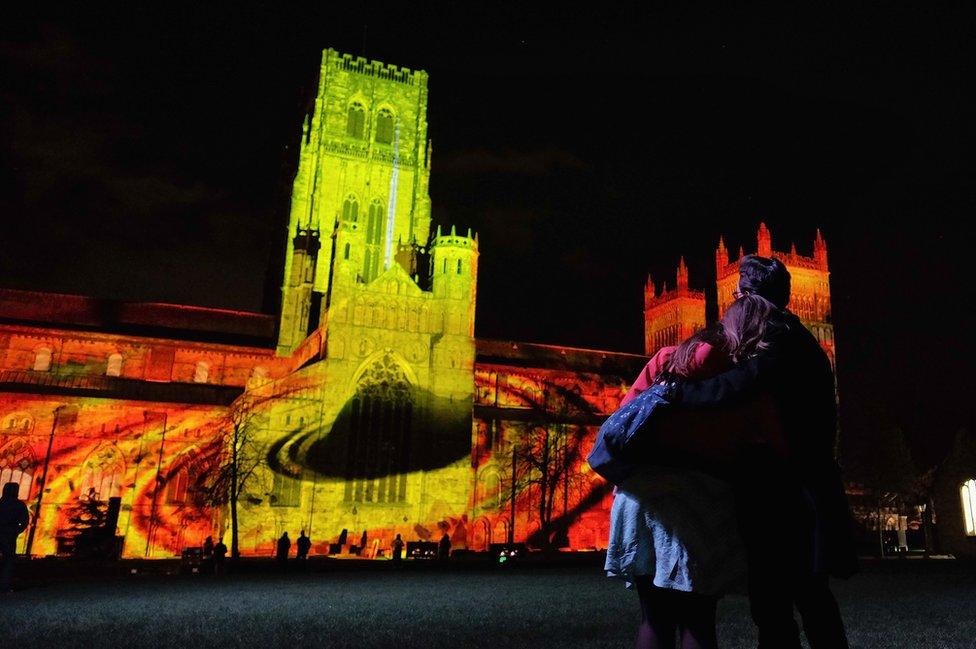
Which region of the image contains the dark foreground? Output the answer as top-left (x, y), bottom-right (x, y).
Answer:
top-left (1, 559), bottom-right (973, 648)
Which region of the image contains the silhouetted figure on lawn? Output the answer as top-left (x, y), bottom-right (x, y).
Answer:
top-left (338, 528), bottom-right (348, 547)
top-left (203, 535), bottom-right (214, 574)
top-left (392, 534), bottom-right (404, 566)
top-left (0, 482), bottom-right (29, 592)
top-left (359, 530), bottom-right (367, 556)
top-left (213, 538), bottom-right (227, 576)
top-left (276, 532), bottom-right (291, 570)
top-left (296, 530), bottom-right (311, 568)
top-left (438, 533), bottom-right (451, 561)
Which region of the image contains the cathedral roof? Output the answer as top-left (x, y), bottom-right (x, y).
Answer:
top-left (0, 288), bottom-right (276, 347)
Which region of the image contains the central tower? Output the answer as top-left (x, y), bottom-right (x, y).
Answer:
top-left (278, 49), bottom-right (434, 354)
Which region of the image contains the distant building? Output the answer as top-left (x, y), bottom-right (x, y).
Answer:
top-left (643, 223), bottom-right (835, 367)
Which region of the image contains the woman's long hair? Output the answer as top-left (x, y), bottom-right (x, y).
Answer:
top-left (720, 293), bottom-right (780, 364)
top-left (663, 324), bottom-right (725, 378)
top-left (663, 293), bottom-right (780, 377)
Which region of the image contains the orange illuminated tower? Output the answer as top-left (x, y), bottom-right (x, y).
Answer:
top-left (643, 257), bottom-right (706, 356)
top-left (716, 222), bottom-right (835, 368)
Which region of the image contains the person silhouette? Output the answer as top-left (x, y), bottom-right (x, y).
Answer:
top-left (213, 538), bottom-right (228, 576)
top-left (276, 532), bottom-right (291, 570)
top-left (296, 530), bottom-right (311, 569)
top-left (392, 534), bottom-right (404, 566)
top-left (202, 535), bottom-right (215, 574)
top-left (438, 533), bottom-right (451, 561)
top-left (0, 482), bottom-right (29, 592)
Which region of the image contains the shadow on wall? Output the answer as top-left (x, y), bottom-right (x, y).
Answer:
top-left (266, 387), bottom-right (472, 480)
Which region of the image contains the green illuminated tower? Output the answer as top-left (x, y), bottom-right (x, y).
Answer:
top-left (253, 49), bottom-right (478, 545)
top-left (278, 49), bottom-right (434, 354)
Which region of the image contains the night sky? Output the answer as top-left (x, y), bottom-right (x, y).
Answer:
top-left (2, 5), bottom-right (974, 467)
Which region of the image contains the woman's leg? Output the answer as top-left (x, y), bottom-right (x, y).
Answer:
top-left (676, 592), bottom-right (719, 649)
top-left (634, 576), bottom-right (677, 649)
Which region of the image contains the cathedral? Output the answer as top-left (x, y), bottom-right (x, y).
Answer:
top-left (0, 49), bottom-right (842, 559)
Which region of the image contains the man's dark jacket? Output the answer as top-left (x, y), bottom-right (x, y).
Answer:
top-left (0, 483), bottom-right (29, 544)
top-left (673, 310), bottom-right (858, 578)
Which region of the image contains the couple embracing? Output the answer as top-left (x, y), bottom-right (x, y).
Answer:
top-left (598, 255), bottom-right (857, 649)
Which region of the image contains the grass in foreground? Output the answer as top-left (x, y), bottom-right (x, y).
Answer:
top-left (0, 562), bottom-right (972, 648)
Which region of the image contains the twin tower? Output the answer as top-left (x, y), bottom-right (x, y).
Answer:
top-left (644, 223), bottom-right (835, 368)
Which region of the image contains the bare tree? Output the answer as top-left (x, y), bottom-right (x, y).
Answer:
top-left (503, 422), bottom-right (586, 548)
top-left (845, 421), bottom-right (917, 556)
top-left (199, 379), bottom-right (312, 560)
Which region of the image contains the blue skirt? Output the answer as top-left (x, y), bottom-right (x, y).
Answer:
top-left (604, 466), bottom-right (746, 596)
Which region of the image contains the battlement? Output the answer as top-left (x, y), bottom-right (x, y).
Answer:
top-left (644, 285), bottom-right (706, 310)
top-left (325, 49), bottom-right (426, 86)
top-left (717, 223), bottom-right (829, 278)
top-left (433, 225), bottom-right (479, 250)
top-left (718, 246), bottom-right (826, 278)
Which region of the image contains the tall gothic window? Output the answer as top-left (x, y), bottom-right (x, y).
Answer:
top-left (346, 102), bottom-right (365, 138)
top-left (344, 354), bottom-right (413, 504)
top-left (362, 199), bottom-right (385, 283)
top-left (375, 108), bottom-right (394, 144)
top-left (342, 195), bottom-right (359, 223)
top-left (271, 472), bottom-right (302, 507)
top-left (80, 444), bottom-right (125, 500)
top-left (963, 478), bottom-right (976, 537)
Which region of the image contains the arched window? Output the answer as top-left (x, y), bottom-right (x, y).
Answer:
top-left (375, 108), bottom-right (395, 144)
top-left (80, 444), bottom-right (125, 500)
top-left (342, 195), bottom-right (359, 222)
top-left (963, 478), bottom-right (976, 537)
top-left (271, 472), bottom-right (302, 507)
top-left (456, 259), bottom-right (463, 275)
top-left (0, 438), bottom-right (36, 500)
top-left (346, 102), bottom-right (365, 138)
top-left (343, 243), bottom-right (350, 260)
top-left (106, 353), bottom-right (123, 377)
top-left (247, 366), bottom-right (270, 390)
top-left (193, 361), bottom-right (210, 384)
top-left (33, 347), bottom-right (52, 372)
top-left (165, 467), bottom-right (189, 504)
top-left (362, 199), bottom-right (385, 283)
top-left (343, 353), bottom-right (413, 504)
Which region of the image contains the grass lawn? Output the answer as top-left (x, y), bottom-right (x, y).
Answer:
top-left (0, 561), bottom-right (972, 648)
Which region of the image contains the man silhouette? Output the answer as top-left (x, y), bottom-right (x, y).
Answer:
top-left (0, 482), bottom-right (29, 592)
top-left (673, 255), bottom-right (856, 649)
top-left (392, 533), bottom-right (404, 566)
top-left (438, 533), bottom-right (451, 561)
top-left (213, 538), bottom-right (228, 576)
top-left (296, 530), bottom-right (311, 568)
top-left (202, 535), bottom-right (214, 574)
top-left (276, 532), bottom-right (291, 570)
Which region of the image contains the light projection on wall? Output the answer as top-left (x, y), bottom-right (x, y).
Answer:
top-left (0, 47), bottom-right (844, 561)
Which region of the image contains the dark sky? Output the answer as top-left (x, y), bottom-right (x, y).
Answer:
top-left (2, 5), bottom-right (974, 467)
